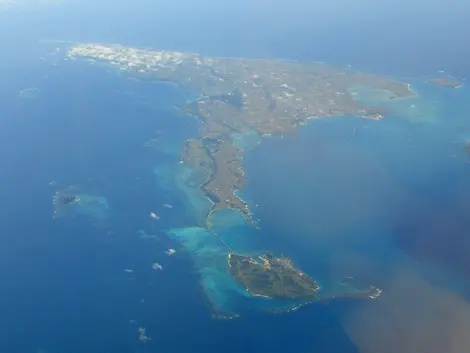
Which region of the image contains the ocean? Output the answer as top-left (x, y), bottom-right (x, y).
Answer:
top-left (0, 46), bottom-right (362, 353)
top-left (1, 2), bottom-right (470, 353)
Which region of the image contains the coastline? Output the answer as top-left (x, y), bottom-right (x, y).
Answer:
top-left (64, 43), bottom-right (419, 316)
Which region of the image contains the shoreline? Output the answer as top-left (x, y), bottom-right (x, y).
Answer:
top-left (65, 43), bottom-right (405, 315)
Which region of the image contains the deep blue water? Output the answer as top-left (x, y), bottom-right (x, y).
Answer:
top-left (1, 2), bottom-right (470, 353)
top-left (0, 51), bottom-right (359, 353)
top-left (1, 0), bottom-right (470, 78)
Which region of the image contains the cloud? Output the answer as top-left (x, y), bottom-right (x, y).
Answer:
top-left (343, 267), bottom-right (470, 353)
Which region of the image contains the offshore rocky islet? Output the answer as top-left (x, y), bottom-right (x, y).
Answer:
top-left (63, 43), bottom-right (412, 302)
top-left (427, 77), bottom-right (463, 88)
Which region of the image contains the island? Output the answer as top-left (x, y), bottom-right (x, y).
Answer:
top-left (228, 252), bottom-right (381, 301)
top-left (52, 187), bottom-right (109, 220)
top-left (67, 43), bottom-right (415, 225)
top-left (427, 77), bottom-right (463, 88)
top-left (63, 43), bottom-right (391, 305)
top-left (53, 192), bottom-right (79, 206)
top-left (228, 252), bottom-right (320, 300)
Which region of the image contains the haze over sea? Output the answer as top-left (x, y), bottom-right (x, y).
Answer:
top-left (1, 1), bottom-right (470, 352)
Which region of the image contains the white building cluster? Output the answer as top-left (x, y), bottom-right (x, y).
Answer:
top-left (68, 43), bottom-right (197, 72)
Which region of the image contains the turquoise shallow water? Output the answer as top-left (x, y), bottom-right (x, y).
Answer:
top-left (2, 2), bottom-right (470, 351)
top-left (158, 77), bottom-right (470, 316)
top-left (45, 56), bottom-right (470, 321)
top-left (2, 43), bottom-right (470, 352)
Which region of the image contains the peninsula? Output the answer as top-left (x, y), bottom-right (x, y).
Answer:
top-left (67, 43), bottom-right (414, 225)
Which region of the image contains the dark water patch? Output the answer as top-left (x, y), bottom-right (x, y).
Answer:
top-left (2, 9), bottom-right (470, 351)
top-left (392, 177), bottom-right (470, 278)
top-left (0, 60), bottom-right (208, 353)
top-left (244, 103), bottom-right (470, 284)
